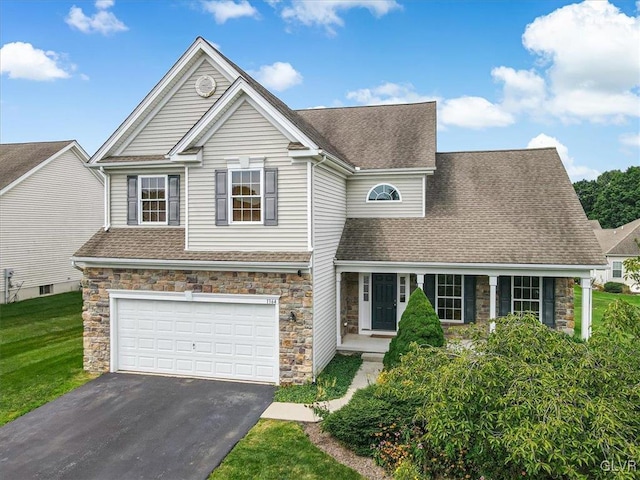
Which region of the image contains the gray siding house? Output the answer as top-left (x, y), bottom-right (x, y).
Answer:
top-left (73, 38), bottom-right (605, 385)
top-left (0, 141), bottom-right (104, 303)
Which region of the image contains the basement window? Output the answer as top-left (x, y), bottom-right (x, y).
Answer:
top-left (39, 284), bottom-right (53, 295)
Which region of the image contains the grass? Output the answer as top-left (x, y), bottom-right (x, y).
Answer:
top-left (573, 285), bottom-right (640, 337)
top-left (209, 419), bottom-right (363, 480)
top-left (274, 353), bottom-right (363, 404)
top-left (0, 291), bottom-right (95, 426)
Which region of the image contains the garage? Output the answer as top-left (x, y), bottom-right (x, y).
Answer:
top-left (110, 291), bottom-right (279, 384)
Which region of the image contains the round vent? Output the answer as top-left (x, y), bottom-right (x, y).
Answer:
top-left (195, 75), bottom-right (216, 98)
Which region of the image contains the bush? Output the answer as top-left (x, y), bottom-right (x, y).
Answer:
top-left (601, 299), bottom-right (640, 338)
top-left (604, 281), bottom-right (626, 293)
top-left (375, 312), bottom-right (640, 479)
top-left (321, 384), bottom-right (418, 456)
top-left (383, 288), bottom-right (444, 369)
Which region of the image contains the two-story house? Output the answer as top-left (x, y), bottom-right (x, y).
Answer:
top-left (73, 37), bottom-right (605, 385)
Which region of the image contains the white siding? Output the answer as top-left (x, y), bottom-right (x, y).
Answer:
top-left (593, 256), bottom-right (640, 293)
top-left (312, 165), bottom-right (347, 375)
top-left (0, 150), bottom-right (104, 303)
top-left (110, 168), bottom-right (186, 227)
top-left (122, 60), bottom-right (231, 155)
top-left (347, 175), bottom-right (424, 218)
top-left (188, 99), bottom-right (308, 251)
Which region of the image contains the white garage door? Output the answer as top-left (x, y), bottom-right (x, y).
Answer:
top-left (114, 296), bottom-right (278, 383)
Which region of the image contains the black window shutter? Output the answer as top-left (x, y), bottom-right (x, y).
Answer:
top-left (498, 276), bottom-right (511, 317)
top-left (542, 277), bottom-right (556, 328)
top-left (264, 168), bottom-right (278, 226)
top-left (127, 175), bottom-right (138, 225)
top-left (167, 175), bottom-right (180, 226)
top-left (215, 169), bottom-right (228, 226)
top-left (463, 275), bottom-right (476, 323)
top-left (424, 274), bottom-right (436, 310)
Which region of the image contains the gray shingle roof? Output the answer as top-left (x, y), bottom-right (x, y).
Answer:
top-left (74, 228), bottom-right (311, 264)
top-left (336, 148), bottom-right (606, 266)
top-left (0, 141), bottom-right (75, 190)
top-left (593, 218), bottom-right (640, 256)
top-left (98, 155), bottom-right (166, 164)
top-left (296, 103), bottom-right (437, 170)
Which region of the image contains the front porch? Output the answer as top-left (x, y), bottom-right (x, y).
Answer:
top-left (335, 266), bottom-right (595, 346)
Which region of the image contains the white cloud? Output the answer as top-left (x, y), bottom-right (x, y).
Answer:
top-left (527, 133), bottom-right (599, 181)
top-left (346, 82), bottom-right (436, 105)
top-left (0, 42), bottom-right (71, 81)
top-left (620, 132), bottom-right (640, 147)
top-left (440, 96), bottom-right (514, 129)
top-left (251, 62), bottom-right (302, 91)
top-left (522, 0), bottom-right (639, 122)
top-left (65, 1), bottom-right (128, 35)
top-left (201, 0), bottom-right (258, 24)
top-left (491, 66), bottom-right (546, 114)
top-left (280, 0), bottom-right (401, 35)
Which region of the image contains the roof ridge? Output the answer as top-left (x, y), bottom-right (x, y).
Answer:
top-left (296, 101), bottom-right (436, 112)
top-left (0, 140), bottom-right (75, 146)
top-left (437, 147), bottom-right (558, 155)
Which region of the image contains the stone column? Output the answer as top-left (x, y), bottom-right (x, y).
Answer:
top-left (336, 272), bottom-right (342, 346)
top-left (489, 275), bottom-right (498, 319)
top-left (581, 277), bottom-right (592, 340)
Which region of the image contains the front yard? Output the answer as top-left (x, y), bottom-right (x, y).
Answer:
top-left (573, 285), bottom-right (640, 337)
top-left (0, 291), bottom-right (95, 426)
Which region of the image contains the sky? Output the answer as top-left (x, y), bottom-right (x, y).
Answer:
top-left (1, 0), bottom-right (639, 181)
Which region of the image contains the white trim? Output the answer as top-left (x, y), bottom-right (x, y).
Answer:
top-left (489, 275), bottom-right (498, 319)
top-left (103, 169), bottom-right (111, 229)
top-left (307, 161), bottom-right (313, 252)
top-left (580, 277), bottom-right (592, 340)
top-left (72, 256), bottom-right (310, 273)
top-left (192, 94), bottom-right (245, 150)
top-left (396, 273), bottom-right (408, 323)
top-left (336, 272), bottom-right (342, 347)
top-left (108, 289), bottom-right (280, 384)
top-left (511, 275), bottom-right (543, 317)
top-left (91, 38), bottom-right (238, 163)
top-left (138, 174), bottom-right (169, 225)
top-left (336, 261), bottom-right (600, 277)
top-left (353, 167), bottom-right (436, 176)
top-left (612, 261), bottom-right (623, 279)
top-left (185, 166), bottom-right (189, 249)
top-left (365, 183), bottom-right (402, 203)
top-left (228, 166), bottom-right (264, 225)
top-left (115, 56), bottom-right (210, 156)
top-left (1, 141), bottom-right (90, 196)
top-left (422, 175), bottom-right (426, 217)
top-left (358, 273), bottom-right (372, 333)
top-left (89, 161), bottom-right (183, 170)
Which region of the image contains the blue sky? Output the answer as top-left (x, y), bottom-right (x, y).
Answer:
top-left (1, 0), bottom-right (638, 181)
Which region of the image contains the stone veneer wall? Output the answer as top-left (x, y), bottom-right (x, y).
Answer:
top-left (555, 277), bottom-right (574, 331)
top-left (81, 268), bottom-right (313, 385)
top-left (342, 272), bottom-right (359, 335)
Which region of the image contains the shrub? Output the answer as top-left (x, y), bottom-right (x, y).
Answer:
top-left (321, 384), bottom-right (418, 456)
top-left (375, 312), bottom-right (640, 479)
top-left (603, 281), bottom-right (625, 293)
top-left (600, 298), bottom-right (640, 338)
top-left (383, 288), bottom-right (444, 369)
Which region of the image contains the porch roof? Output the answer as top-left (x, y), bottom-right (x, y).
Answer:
top-left (336, 148), bottom-right (606, 267)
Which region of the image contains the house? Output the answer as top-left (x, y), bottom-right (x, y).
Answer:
top-left (72, 37), bottom-right (605, 386)
top-left (592, 218), bottom-right (640, 292)
top-left (0, 141), bottom-right (104, 303)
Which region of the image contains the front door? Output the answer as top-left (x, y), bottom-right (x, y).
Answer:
top-left (372, 273), bottom-right (397, 331)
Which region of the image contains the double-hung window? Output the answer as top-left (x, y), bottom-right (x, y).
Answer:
top-left (436, 274), bottom-right (463, 322)
top-left (139, 175), bottom-right (167, 224)
top-left (612, 261), bottom-right (623, 278)
top-left (230, 169), bottom-right (262, 223)
top-left (512, 276), bottom-right (541, 317)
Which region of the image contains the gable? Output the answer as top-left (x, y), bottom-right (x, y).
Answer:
top-left (119, 59), bottom-right (232, 156)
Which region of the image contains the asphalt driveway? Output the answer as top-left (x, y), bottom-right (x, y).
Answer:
top-left (0, 373), bottom-right (275, 480)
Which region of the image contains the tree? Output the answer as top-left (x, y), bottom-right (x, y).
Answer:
top-left (623, 239), bottom-right (640, 290)
top-left (573, 166), bottom-right (640, 228)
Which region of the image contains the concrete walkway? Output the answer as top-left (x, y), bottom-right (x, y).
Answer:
top-left (261, 359), bottom-right (383, 422)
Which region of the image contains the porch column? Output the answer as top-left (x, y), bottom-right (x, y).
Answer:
top-left (336, 272), bottom-right (342, 346)
top-left (489, 275), bottom-right (498, 319)
top-left (417, 274), bottom-right (425, 290)
top-left (581, 277), bottom-right (592, 340)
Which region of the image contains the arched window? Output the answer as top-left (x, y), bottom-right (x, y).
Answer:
top-left (367, 184), bottom-right (401, 202)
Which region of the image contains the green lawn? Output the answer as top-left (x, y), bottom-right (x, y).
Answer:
top-left (209, 419), bottom-right (363, 480)
top-left (573, 285), bottom-right (640, 337)
top-left (274, 353), bottom-right (363, 403)
top-left (0, 291), bottom-right (95, 426)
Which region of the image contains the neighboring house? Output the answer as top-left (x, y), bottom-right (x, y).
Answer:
top-left (592, 218), bottom-right (640, 292)
top-left (73, 38), bottom-right (605, 386)
top-left (0, 141), bottom-right (104, 303)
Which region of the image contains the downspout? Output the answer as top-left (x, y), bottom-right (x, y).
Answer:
top-left (101, 167), bottom-right (111, 232)
top-left (310, 154), bottom-right (328, 383)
